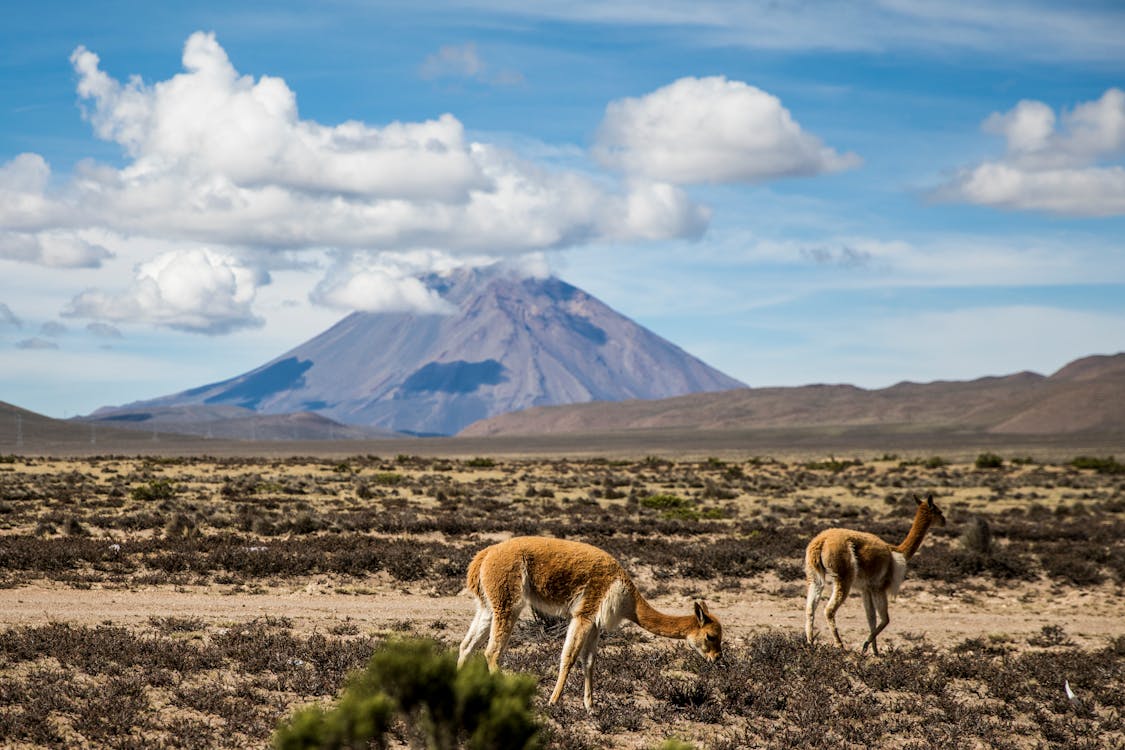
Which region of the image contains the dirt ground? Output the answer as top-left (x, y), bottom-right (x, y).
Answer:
top-left (3, 574), bottom-right (1122, 652)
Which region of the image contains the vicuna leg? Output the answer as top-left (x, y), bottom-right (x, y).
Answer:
top-left (483, 604), bottom-right (521, 672)
top-left (549, 616), bottom-right (595, 707)
top-left (805, 575), bottom-right (825, 645)
top-left (860, 590), bottom-right (877, 655)
top-left (458, 601), bottom-right (492, 667)
top-left (824, 575), bottom-right (852, 649)
top-left (580, 627), bottom-right (600, 712)
top-left (862, 589), bottom-right (891, 656)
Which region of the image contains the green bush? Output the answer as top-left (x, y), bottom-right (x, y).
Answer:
top-left (803, 457), bottom-right (862, 472)
top-left (653, 742), bottom-right (696, 750)
top-left (640, 493), bottom-right (693, 511)
top-left (273, 638), bottom-right (541, 750)
top-left (1070, 456), bottom-right (1125, 474)
top-left (975, 452), bottom-right (1004, 469)
top-left (901, 456), bottom-right (948, 469)
top-left (370, 472), bottom-right (405, 486)
top-left (130, 479), bottom-right (177, 502)
top-left (464, 457), bottom-right (496, 469)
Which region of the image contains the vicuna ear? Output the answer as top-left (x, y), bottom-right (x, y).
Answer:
top-left (694, 601), bottom-right (712, 626)
top-left (926, 493), bottom-right (935, 508)
top-left (914, 494), bottom-right (923, 506)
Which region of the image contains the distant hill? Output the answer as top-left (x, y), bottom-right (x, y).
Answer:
top-left (0, 400), bottom-right (213, 453)
top-left (92, 267), bottom-right (744, 436)
top-left (461, 353), bottom-right (1125, 437)
top-left (75, 404), bottom-right (397, 441)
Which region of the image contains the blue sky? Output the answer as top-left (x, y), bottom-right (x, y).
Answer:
top-left (2, 0), bottom-right (1124, 418)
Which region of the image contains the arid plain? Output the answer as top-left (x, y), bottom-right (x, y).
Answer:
top-left (1, 447), bottom-right (1123, 749)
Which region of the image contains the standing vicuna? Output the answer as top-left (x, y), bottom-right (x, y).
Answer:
top-left (805, 493), bottom-right (946, 655)
top-left (458, 536), bottom-right (723, 711)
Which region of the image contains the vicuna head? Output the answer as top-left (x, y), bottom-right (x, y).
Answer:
top-left (686, 601), bottom-right (723, 661)
top-left (917, 493), bottom-right (946, 528)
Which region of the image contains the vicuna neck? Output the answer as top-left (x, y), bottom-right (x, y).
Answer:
top-left (631, 595), bottom-right (695, 639)
top-left (894, 505), bottom-right (935, 559)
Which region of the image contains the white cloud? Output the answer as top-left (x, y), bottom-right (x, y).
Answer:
top-left (63, 248), bottom-right (266, 334)
top-left (312, 267), bottom-right (456, 315)
top-left (0, 153), bottom-right (50, 193)
top-left (310, 252), bottom-right (466, 314)
top-left (504, 251), bottom-right (551, 279)
top-left (50, 31), bottom-right (695, 260)
top-left (0, 231), bottom-right (112, 268)
top-left (0, 32), bottom-right (736, 332)
top-left (0, 154), bottom-right (56, 232)
top-left (420, 43), bottom-right (524, 86)
top-left (594, 77), bottom-right (859, 184)
top-left (71, 34), bottom-right (487, 202)
top-left (941, 88), bottom-right (1125, 216)
top-left (421, 43), bottom-right (485, 79)
top-left (310, 249), bottom-right (566, 314)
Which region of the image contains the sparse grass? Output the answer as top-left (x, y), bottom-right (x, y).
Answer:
top-left (803, 457), bottom-right (863, 472)
top-left (0, 455), bottom-right (1123, 748)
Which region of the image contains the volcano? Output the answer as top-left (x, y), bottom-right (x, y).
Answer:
top-left (95, 268), bottom-right (744, 436)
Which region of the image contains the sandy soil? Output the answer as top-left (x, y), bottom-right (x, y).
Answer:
top-left (3, 577), bottom-right (1122, 652)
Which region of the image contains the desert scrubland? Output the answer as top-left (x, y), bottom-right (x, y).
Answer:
top-left (0, 451), bottom-right (1123, 748)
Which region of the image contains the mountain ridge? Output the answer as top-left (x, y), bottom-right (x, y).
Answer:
top-left (460, 353), bottom-right (1125, 437)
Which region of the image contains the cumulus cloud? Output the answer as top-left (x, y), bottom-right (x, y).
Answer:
top-left (0, 154), bottom-right (56, 232)
top-left (311, 251), bottom-right (494, 314)
top-left (63, 248), bottom-right (266, 334)
top-left (594, 76), bottom-right (860, 184)
top-left (311, 249), bottom-right (571, 313)
top-left (71, 34), bottom-right (486, 202)
top-left (0, 231), bottom-right (112, 268)
top-left (40, 321), bottom-right (68, 337)
top-left (940, 88), bottom-right (1125, 216)
top-left (312, 267), bottom-right (456, 315)
top-left (0, 33), bottom-right (855, 328)
top-left (53, 31), bottom-right (689, 258)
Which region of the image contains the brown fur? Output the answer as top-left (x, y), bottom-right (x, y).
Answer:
top-left (805, 494), bottom-right (946, 654)
top-left (458, 536), bottom-right (722, 711)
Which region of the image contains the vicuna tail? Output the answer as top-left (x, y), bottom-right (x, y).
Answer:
top-left (465, 548), bottom-right (487, 599)
top-left (805, 537), bottom-right (827, 584)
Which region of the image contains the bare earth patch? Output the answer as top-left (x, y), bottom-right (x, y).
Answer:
top-left (2, 578), bottom-right (1123, 649)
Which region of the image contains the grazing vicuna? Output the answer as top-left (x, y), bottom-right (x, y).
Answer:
top-left (805, 494), bottom-right (946, 654)
top-left (458, 536), bottom-right (723, 711)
